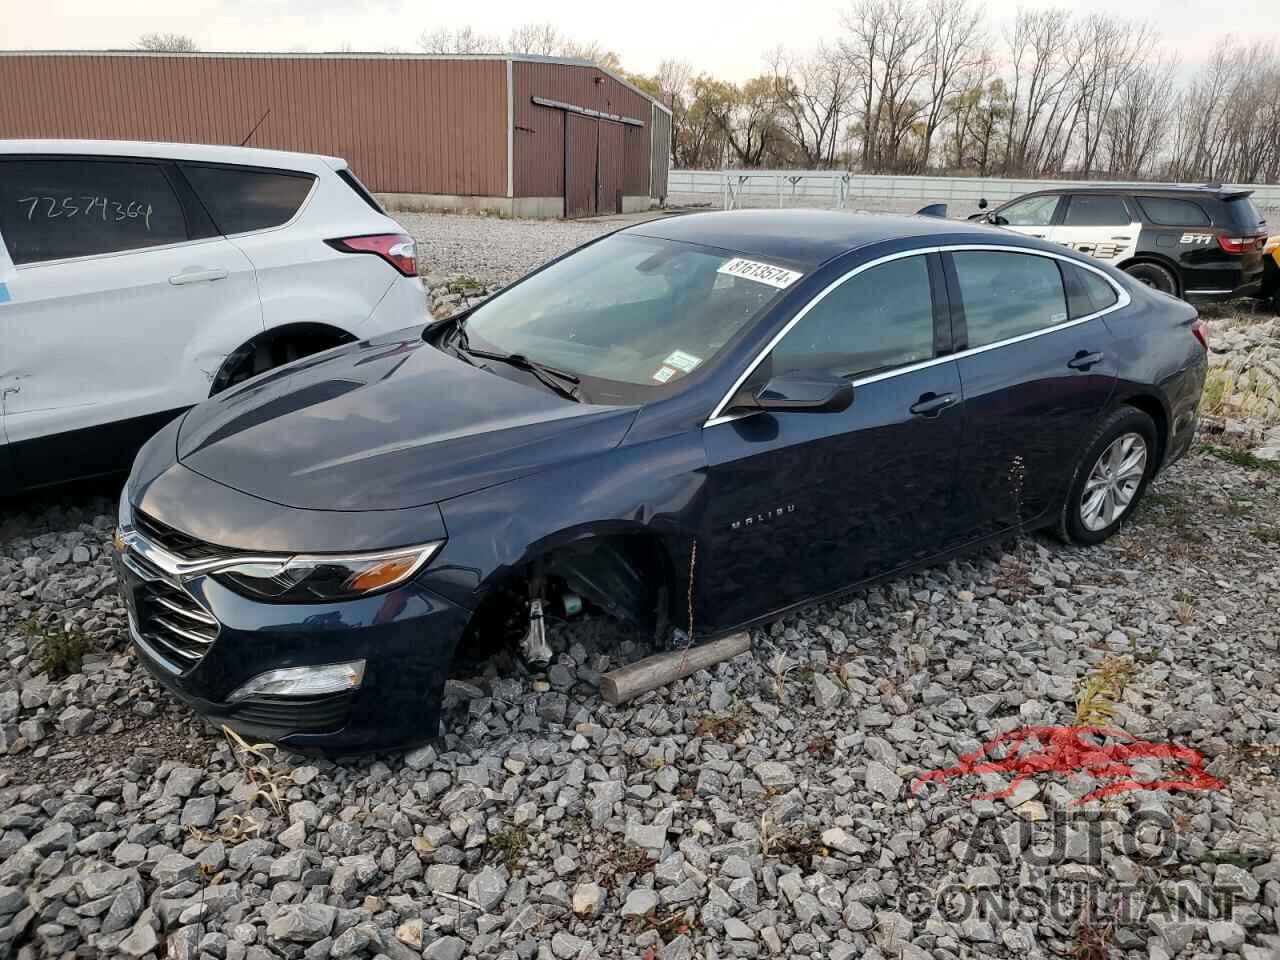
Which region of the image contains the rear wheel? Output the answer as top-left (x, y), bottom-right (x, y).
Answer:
top-left (1058, 407), bottom-right (1158, 545)
top-left (1123, 262), bottom-right (1178, 297)
top-left (210, 328), bottom-right (354, 396)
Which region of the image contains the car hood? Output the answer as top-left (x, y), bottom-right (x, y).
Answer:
top-left (178, 330), bottom-right (638, 510)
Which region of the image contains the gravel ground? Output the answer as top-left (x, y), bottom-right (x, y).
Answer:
top-left (1, 216), bottom-right (1279, 959)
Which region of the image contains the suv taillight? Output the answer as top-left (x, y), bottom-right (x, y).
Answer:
top-left (1191, 317), bottom-right (1209, 351)
top-left (1217, 233), bottom-right (1267, 255)
top-left (326, 234), bottom-right (418, 277)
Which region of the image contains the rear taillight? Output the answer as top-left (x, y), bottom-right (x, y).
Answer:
top-left (1191, 317), bottom-right (1209, 351)
top-left (326, 233), bottom-right (417, 277)
top-left (1217, 234), bottom-right (1267, 254)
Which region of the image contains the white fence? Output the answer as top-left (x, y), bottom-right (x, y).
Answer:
top-left (666, 169), bottom-right (1280, 221)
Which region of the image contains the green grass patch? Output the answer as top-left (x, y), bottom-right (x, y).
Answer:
top-left (22, 618), bottom-right (93, 679)
top-left (1201, 443), bottom-right (1280, 472)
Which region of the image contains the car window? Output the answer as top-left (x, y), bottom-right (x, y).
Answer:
top-left (1061, 262), bottom-right (1119, 319)
top-left (953, 251), bottom-right (1069, 348)
top-left (180, 164), bottom-right (316, 234)
top-left (0, 158), bottom-right (188, 265)
top-left (997, 195), bottom-right (1060, 227)
top-left (1224, 196), bottom-right (1267, 232)
top-left (770, 255), bottom-right (935, 380)
top-left (461, 233), bottom-right (788, 395)
top-left (1136, 196), bottom-right (1211, 227)
top-left (1064, 195), bottom-right (1132, 227)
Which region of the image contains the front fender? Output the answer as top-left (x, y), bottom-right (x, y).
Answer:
top-left (422, 430), bottom-right (708, 610)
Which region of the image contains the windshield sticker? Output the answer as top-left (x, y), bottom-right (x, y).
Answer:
top-left (652, 365), bottom-right (677, 384)
top-left (0, 283), bottom-right (9, 305)
top-left (717, 257), bottom-right (803, 289)
top-left (663, 350), bottom-right (702, 373)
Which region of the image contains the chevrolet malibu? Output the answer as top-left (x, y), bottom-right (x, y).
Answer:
top-left (113, 210), bottom-right (1207, 751)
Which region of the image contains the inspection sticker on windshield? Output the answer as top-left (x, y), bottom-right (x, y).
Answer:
top-left (652, 365), bottom-right (677, 383)
top-left (717, 257), bottom-right (803, 289)
top-left (663, 350), bottom-right (702, 373)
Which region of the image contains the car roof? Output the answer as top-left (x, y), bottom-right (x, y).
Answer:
top-left (626, 209), bottom-right (1026, 268)
top-left (0, 139), bottom-right (345, 174)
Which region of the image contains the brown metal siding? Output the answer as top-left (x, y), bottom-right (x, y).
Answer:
top-left (564, 114), bottom-right (597, 218)
top-left (650, 105), bottom-right (672, 200)
top-left (599, 122), bottom-right (625, 215)
top-left (512, 60), bottom-right (652, 199)
top-left (0, 53), bottom-right (508, 196)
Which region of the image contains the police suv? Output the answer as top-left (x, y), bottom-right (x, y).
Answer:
top-left (972, 185), bottom-right (1268, 305)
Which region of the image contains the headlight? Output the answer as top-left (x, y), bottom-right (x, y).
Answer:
top-left (213, 543), bottom-right (441, 602)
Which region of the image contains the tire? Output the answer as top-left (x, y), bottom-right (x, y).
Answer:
top-left (1057, 407), bottom-right (1159, 545)
top-left (1123, 261), bottom-right (1178, 297)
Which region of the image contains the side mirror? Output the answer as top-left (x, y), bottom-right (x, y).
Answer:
top-left (730, 374), bottom-right (854, 414)
top-left (978, 198), bottom-right (989, 210)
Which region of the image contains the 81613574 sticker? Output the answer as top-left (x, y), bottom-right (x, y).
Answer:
top-left (716, 258), bottom-right (803, 289)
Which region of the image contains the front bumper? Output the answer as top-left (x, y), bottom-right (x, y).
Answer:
top-left (113, 545), bottom-right (470, 753)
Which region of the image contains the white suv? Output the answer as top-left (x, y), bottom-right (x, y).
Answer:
top-left (0, 140), bottom-right (425, 494)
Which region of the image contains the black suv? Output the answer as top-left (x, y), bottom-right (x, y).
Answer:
top-left (971, 185), bottom-right (1269, 304)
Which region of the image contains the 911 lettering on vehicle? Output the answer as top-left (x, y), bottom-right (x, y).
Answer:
top-left (1180, 232), bottom-right (1214, 245)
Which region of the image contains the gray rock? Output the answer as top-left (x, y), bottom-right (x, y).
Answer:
top-left (572, 881), bottom-right (604, 917)
top-left (756, 762), bottom-right (795, 791)
top-left (423, 935), bottom-right (466, 960)
top-left (813, 673), bottom-right (843, 710)
top-left (118, 920), bottom-right (159, 957)
top-left (1207, 920), bottom-right (1246, 949)
top-left (621, 888), bottom-right (659, 917)
top-left (864, 760), bottom-right (903, 800)
top-left (153, 853), bottom-right (199, 886)
top-left (425, 863), bottom-right (462, 894)
top-left (467, 866), bottom-right (507, 912)
top-left (266, 903), bottom-right (337, 943)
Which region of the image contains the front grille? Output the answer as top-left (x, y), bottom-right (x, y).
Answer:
top-left (229, 693), bottom-right (352, 734)
top-left (134, 511), bottom-right (225, 561)
top-left (135, 580), bottom-right (219, 670)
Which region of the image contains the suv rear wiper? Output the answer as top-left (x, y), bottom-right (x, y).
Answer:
top-left (453, 327), bottom-right (583, 402)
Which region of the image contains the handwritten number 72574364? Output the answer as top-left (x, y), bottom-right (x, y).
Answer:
top-left (18, 196), bottom-right (154, 231)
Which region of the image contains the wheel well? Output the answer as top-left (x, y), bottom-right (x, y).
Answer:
top-left (460, 531), bottom-right (683, 661)
top-left (1123, 394), bottom-right (1168, 466)
top-left (210, 322), bottom-right (356, 396)
top-left (1117, 255), bottom-right (1182, 296)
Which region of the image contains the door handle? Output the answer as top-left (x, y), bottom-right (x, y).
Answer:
top-left (169, 268), bottom-right (229, 285)
top-left (1067, 351), bottom-right (1104, 371)
top-left (909, 392), bottom-right (956, 418)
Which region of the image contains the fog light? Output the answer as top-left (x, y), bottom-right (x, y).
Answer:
top-left (227, 660), bottom-right (365, 702)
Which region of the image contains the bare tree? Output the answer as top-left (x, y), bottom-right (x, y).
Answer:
top-left (417, 26), bottom-right (501, 55)
top-left (507, 23), bottom-right (562, 56)
top-left (767, 44), bottom-right (855, 167)
top-left (135, 32), bottom-right (198, 52)
top-left (1102, 56), bottom-right (1176, 178)
top-left (915, 0), bottom-right (985, 171)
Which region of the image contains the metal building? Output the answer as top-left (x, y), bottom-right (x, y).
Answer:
top-left (0, 51), bottom-right (673, 218)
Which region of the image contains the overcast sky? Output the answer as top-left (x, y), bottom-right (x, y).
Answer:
top-left (6, 0), bottom-right (1278, 81)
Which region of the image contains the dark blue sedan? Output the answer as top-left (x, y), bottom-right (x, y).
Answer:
top-left (113, 210), bottom-right (1207, 751)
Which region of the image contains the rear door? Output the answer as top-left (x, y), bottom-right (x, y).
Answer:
top-left (1048, 194), bottom-right (1141, 266)
top-left (946, 248), bottom-right (1119, 538)
top-left (701, 252), bottom-right (965, 629)
top-left (0, 155), bottom-right (262, 487)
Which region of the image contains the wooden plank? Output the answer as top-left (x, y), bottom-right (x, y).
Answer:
top-left (599, 633), bottom-right (752, 705)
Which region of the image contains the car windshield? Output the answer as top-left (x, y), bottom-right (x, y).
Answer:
top-left (457, 233), bottom-right (794, 398)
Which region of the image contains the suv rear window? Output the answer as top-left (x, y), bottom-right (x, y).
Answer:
top-left (1136, 196), bottom-right (1211, 227)
top-left (180, 164), bottom-right (315, 234)
top-left (1225, 196), bottom-right (1267, 232)
top-left (0, 157), bottom-right (188, 265)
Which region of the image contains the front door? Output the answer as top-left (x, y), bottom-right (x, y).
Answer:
top-left (946, 248), bottom-right (1118, 537)
top-left (992, 193), bottom-right (1061, 241)
top-left (0, 155), bottom-right (262, 487)
top-left (597, 121), bottom-right (624, 216)
top-left (700, 252), bottom-right (965, 630)
top-left (1047, 193), bottom-right (1141, 265)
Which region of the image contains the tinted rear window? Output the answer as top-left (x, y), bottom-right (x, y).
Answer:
top-left (953, 251), bottom-right (1069, 348)
top-left (1136, 196), bottom-right (1211, 227)
top-left (180, 164), bottom-right (315, 234)
top-left (1061, 262), bottom-right (1119, 318)
top-left (1064, 195), bottom-right (1132, 227)
top-left (0, 157), bottom-right (188, 265)
top-left (1225, 196), bottom-right (1266, 232)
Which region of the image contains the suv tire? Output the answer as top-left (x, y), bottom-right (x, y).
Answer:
top-left (1057, 406), bottom-right (1159, 545)
top-left (1123, 261), bottom-right (1178, 296)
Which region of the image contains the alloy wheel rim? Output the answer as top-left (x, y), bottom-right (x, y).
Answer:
top-left (1080, 432), bottom-right (1148, 532)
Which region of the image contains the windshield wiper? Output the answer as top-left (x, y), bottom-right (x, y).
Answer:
top-left (453, 327), bottom-right (583, 402)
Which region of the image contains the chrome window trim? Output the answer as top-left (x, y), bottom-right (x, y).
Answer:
top-left (704, 242), bottom-right (1131, 428)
